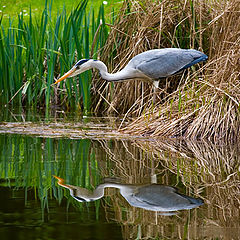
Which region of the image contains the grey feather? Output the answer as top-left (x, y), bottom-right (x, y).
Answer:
top-left (133, 185), bottom-right (203, 209)
top-left (126, 48), bottom-right (207, 80)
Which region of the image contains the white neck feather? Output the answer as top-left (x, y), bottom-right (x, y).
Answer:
top-left (90, 60), bottom-right (143, 82)
top-left (92, 183), bottom-right (135, 198)
top-left (75, 183), bottom-right (135, 201)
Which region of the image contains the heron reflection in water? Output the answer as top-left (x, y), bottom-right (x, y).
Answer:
top-left (53, 176), bottom-right (203, 213)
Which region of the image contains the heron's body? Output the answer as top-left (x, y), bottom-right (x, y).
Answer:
top-left (119, 48), bottom-right (207, 80)
top-left (53, 176), bottom-right (203, 212)
top-left (55, 48), bottom-right (208, 88)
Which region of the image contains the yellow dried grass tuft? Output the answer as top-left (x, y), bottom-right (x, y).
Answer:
top-left (93, 0), bottom-right (240, 143)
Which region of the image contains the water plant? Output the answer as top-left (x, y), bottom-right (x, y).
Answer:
top-left (0, 0), bottom-right (109, 113)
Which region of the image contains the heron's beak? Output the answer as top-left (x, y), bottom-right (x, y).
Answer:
top-left (53, 175), bottom-right (72, 189)
top-left (55, 67), bottom-right (76, 84)
top-left (53, 175), bottom-right (64, 182)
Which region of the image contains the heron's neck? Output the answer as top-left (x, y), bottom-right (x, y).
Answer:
top-left (83, 183), bottom-right (134, 200)
top-left (91, 60), bottom-right (136, 82)
top-left (98, 183), bottom-right (136, 195)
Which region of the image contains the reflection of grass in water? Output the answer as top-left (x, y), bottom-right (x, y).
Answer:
top-left (1, 133), bottom-right (239, 239)
top-left (96, 139), bottom-right (240, 239)
top-left (134, 139), bottom-right (239, 237)
top-left (0, 134), bottom-right (101, 212)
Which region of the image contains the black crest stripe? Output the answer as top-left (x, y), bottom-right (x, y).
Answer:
top-left (76, 59), bottom-right (89, 66)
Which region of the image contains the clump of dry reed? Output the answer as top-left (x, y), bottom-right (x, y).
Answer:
top-left (96, 139), bottom-right (240, 239)
top-left (93, 0), bottom-right (240, 143)
top-left (93, 0), bottom-right (210, 113)
top-left (135, 139), bottom-right (240, 229)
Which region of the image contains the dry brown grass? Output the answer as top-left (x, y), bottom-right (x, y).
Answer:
top-left (92, 0), bottom-right (211, 113)
top-left (92, 0), bottom-right (240, 143)
top-left (95, 139), bottom-right (240, 239)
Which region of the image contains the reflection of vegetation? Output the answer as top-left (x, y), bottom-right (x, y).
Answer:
top-left (95, 139), bottom-right (240, 239)
top-left (0, 0), bottom-right (108, 112)
top-left (134, 139), bottom-right (240, 238)
top-left (0, 133), bottom-right (239, 239)
top-left (0, 134), bottom-right (100, 211)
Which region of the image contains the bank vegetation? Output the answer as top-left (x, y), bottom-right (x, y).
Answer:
top-left (94, 0), bottom-right (240, 143)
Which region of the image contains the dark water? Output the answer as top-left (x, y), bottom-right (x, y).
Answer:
top-left (0, 109), bottom-right (239, 239)
top-left (0, 186), bottom-right (122, 240)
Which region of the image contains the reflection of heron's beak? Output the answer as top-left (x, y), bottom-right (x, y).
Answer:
top-left (53, 175), bottom-right (72, 189)
top-left (53, 175), bottom-right (64, 182)
top-left (55, 68), bottom-right (76, 84)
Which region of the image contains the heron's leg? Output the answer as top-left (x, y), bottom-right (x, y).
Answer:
top-left (151, 156), bottom-right (157, 184)
top-left (153, 80), bottom-right (159, 88)
top-left (153, 80), bottom-right (159, 104)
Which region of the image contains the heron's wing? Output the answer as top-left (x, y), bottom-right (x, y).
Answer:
top-left (134, 185), bottom-right (203, 209)
top-left (134, 185), bottom-right (177, 206)
top-left (130, 49), bottom-right (207, 79)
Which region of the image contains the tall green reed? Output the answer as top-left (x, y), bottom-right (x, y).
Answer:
top-left (0, 0), bottom-right (109, 113)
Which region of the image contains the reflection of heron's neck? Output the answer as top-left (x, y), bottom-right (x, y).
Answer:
top-left (76, 183), bottom-right (134, 201)
top-left (92, 183), bottom-right (136, 199)
top-left (91, 60), bottom-right (144, 82)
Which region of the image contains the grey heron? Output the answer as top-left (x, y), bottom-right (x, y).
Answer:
top-left (53, 175), bottom-right (203, 212)
top-left (55, 48), bottom-right (208, 88)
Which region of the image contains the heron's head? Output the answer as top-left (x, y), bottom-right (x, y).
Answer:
top-left (55, 59), bottom-right (93, 84)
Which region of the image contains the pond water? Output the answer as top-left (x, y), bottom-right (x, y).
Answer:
top-left (0, 109), bottom-right (239, 239)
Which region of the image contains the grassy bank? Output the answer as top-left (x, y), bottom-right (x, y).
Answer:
top-left (93, 0), bottom-right (240, 143)
top-left (0, 0), bottom-right (119, 20)
top-left (1, 0), bottom-right (239, 142)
